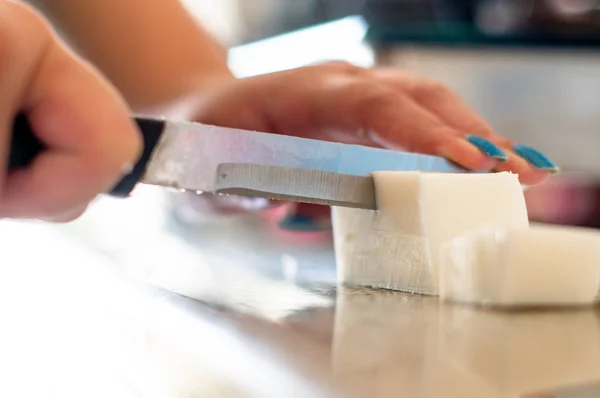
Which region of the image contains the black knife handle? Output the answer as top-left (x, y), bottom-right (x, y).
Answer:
top-left (9, 113), bottom-right (166, 197)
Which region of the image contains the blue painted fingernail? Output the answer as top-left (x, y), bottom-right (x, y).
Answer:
top-left (513, 145), bottom-right (560, 173)
top-left (278, 215), bottom-right (329, 232)
top-left (466, 135), bottom-right (508, 161)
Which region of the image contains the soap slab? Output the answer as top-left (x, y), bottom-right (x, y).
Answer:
top-left (332, 171), bottom-right (529, 295)
top-left (440, 223), bottom-right (600, 306)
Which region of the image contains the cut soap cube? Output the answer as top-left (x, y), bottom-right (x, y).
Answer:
top-left (332, 171), bottom-right (529, 295)
top-left (440, 223), bottom-right (600, 306)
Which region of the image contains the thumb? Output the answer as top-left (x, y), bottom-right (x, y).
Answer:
top-left (0, 1), bottom-right (53, 196)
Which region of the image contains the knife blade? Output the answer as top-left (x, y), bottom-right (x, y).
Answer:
top-left (9, 114), bottom-right (466, 209)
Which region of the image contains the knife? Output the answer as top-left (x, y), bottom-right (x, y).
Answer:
top-left (9, 114), bottom-right (466, 210)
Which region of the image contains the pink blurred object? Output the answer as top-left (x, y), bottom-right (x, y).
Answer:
top-left (167, 191), bottom-right (334, 242)
top-left (168, 191), bottom-right (278, 225)
top-left (525, 172), bottom-right (600, 227)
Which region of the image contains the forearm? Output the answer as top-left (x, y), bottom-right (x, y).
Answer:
top-left (29, 0), bottom-right (235, 115)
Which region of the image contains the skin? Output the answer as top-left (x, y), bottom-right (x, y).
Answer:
top-left (9, 0), bottom-right (549, 223)
top-left (0, 1), bottom-right (140, 221)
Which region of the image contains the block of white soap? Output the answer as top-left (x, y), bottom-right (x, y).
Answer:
top-left (332, 171), bottom-right (529, 295)
top-left (440, 223), bottom-right (600, 306)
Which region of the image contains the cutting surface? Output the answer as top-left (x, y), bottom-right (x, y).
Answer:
top-left (2, 187), bottom-right (599, 398)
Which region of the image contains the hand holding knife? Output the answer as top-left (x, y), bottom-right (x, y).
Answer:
top-left (10, 114), bottom-right (466, 210)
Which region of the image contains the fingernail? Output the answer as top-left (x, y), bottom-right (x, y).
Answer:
top-left (512, 145), bottom-right (560, 173)
top-left (466, 135), bottom-right (508, 161)
top-left (277, 215), bottom-right (329, 232)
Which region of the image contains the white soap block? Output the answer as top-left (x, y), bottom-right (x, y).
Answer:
top-left (332, 171), bottom-right (529, 294)
top-left (440, 223), bottom-right (600, 306)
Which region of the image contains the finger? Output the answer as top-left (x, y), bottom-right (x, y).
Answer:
top-left (0, 3), bottom-right (141, 218)
top-left (493, 148), bottom-right (549, 185)
top-left (0, 0), bottom-right (50, 198)
top-left (386, 75), bottom-right (550, 184)
top-left (313, 83), bottom-right (496, 171)
top-left (409, 81), bottom-right (548, 184)
top-left (412, 80), bottom-right (512, 144)
top-left (40, 204), bottom-right (88, 223)
top-left (374, 69), bottom-right (514, 146)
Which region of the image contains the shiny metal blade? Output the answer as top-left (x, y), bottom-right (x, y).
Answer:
top-left (141, 120), bottom-right (465, 195)
top-left (215, 163), bottom-right (376, 209)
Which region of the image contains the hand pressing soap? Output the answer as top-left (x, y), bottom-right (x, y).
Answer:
top-left (332, 171), bottom-right (528, 295)
top-left (440, 223), bottom-right (600, 306)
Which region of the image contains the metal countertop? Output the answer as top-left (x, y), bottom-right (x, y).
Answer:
top-left (1, 188), bottom-right (598, 398)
